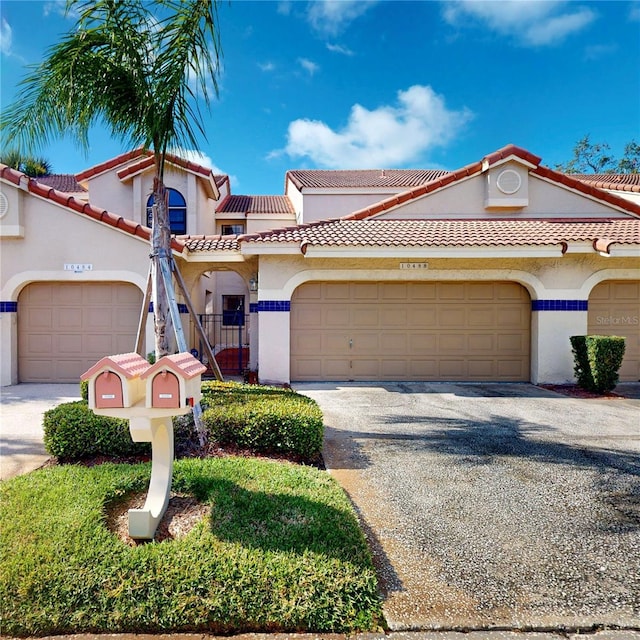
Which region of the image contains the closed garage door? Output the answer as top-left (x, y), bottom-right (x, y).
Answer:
top-left (18, 282), bottom-right (142, 383)
top-left (588, 280), bottom-right (639, 382)
top-left (291, 281), bottom-right (530, 381)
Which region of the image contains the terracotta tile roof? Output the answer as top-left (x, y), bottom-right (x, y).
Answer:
top-left (239, 218), bottom-right (640, 253)
top-left (343, 144), bottom-right (640, 220)
top-left (75, 148), bottom-right (149, 181)
top-left (572, 173), bottom-right (640, 193)
top-left (0, 163), bottom-right (185, 252)
top-left (182, 234), bottom-right (240, 252)
top-left (76, 148), bottom-right (218, 190)
top-left (286, 168), bottom-right (450, 190)
top-left (37, 174), bottom-right (87, 193)
top-left (115, 154), bottom-right (217, 182)
top-left (217, 194), bottom-right (295, 215)
top-left (214, 174), bottom-right (230, 189)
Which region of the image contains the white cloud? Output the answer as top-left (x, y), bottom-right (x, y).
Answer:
top-left (277, 1), bottom-right (292, 16)
top-left (326, 42), bottom-right (355, 56)
top-left (0, 18), bottom-right (12, 56)
top-left (258, 61), bottom-right (276, 72)
top-left (630, 4), bottom-right (640, 22)
top-left (175, 149), bottom-right (239, 188)
top-left (442, 1), bottom-right (595, 47)
top-left (0, 17), bottom-right (26, 63)
top-left (298, 57), bottom-right (319, 76)
top-left (306, 0), bottom-right (378, 37)
top-left (583, 43), bottom-right (617, 61)
top-left (274, 85), bottom-right (472, 169)
top-left (43, 1), bottom-right (79, 19)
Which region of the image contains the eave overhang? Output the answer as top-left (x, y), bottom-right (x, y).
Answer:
top-left (299, 244), bottom-right (567, 259)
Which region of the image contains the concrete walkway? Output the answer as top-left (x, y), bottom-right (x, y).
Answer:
top-left (0, 383), bottom-right (80, 480)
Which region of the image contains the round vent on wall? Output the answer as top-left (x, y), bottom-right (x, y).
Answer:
top-left (0, 192), bottom-right (8, 219)
top-left (496, 169), bottom-right (522, 195)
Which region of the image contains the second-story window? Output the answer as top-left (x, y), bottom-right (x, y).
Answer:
top-left (146, 188), bottom-right (187, 235)
top-left (221, 223), bottom-right (245, 235)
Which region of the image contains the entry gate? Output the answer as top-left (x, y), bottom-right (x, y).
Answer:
top-left (197, 313), bottom-right (250, 375)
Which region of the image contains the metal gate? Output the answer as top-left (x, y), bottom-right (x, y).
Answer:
top-left (197, 313), bottom-right (250, 375)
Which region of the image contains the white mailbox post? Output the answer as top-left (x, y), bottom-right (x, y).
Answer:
top-left (82, 352), bottom-right (206, 539)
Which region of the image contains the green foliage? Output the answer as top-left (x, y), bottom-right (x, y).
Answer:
top-left (0, 0), bottom-right (222, 160)
top-left (201, 381), bottom-right (324, 460)
top-left (0, 458), bottom-right (382, 634)
top-left (0, 149), bottom-right (51, 176)
top-left (43, 401), bottom-right (149, 461)
top-left (570, 335), bottom-right (626, 393)
top-left (80, 379), bottom-right (89, 402)
top-left (556, 134), bottom-right (639, 174)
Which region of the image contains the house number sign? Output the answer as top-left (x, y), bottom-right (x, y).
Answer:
top-left (399, 262), bottom-right (429, 270)
top-left (64, 263), bottom-right (93, 272)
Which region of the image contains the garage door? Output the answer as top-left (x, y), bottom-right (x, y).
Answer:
top-left (291, 281), bottom-right (530, 381)
top-left (18, 282), bottom-right (142, 383)
top-left (588, 280), bottom-right (639, 382)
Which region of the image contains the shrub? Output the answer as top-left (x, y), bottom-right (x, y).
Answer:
top-left (201, 381), bottom-right (324, 460)
top-left (570, 335), bottom-right (626, 393)
top-left (80, 379), bottom-right (89, 401)
top-left (43, 401), bottom-right (149, 461)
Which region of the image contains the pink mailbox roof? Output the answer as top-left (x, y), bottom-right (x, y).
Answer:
top-left (141, 353), bottom-right (207, 380)
top-left (81, 352), bottom-right (151, 381)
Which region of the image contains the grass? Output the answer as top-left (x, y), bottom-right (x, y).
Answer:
top-left (0, 456), bottom-right (383, 636)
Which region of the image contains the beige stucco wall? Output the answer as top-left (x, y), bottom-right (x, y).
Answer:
top-left (83, 169), bottom-right (134, 219)
top-left (377, 170), bottom-right (623, 220)
top-left (88, 165), bottom-right (217, 236)
top-left (246, 214), bottom-right (297, 234)
top-left (0, 183), bottom-right (154, 385)
top-left (300, 190), bottom-right (414, 223)
top-left (253, 252), bottom-right (638, 385)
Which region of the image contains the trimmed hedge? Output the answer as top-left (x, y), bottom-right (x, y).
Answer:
top-left (45, 381), bottom-right (324, 463)
top-left (201, 381), bottom-right (324, 460)
top-left (570, 334), bottom-right (626, 393)
top-left (43, 401), bottom-right (150, 461)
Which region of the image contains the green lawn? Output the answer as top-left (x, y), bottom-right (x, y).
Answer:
top-left (0, 457), bottom-right (383, 635)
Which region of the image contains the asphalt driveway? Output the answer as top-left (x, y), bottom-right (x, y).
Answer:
top-left (295, 382), bottom-right (640, 632)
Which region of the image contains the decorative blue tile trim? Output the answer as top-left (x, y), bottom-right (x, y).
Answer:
top-left (258, 300), bottom-right (290, 312)
top-left (0, 301), bottom-right (17, 312)
top-left (249, 303), bottom-right (259, 313)
top-left (532, 300), bottom-right (588, 312)
top-left (148, 302), bottom-right (189, 313)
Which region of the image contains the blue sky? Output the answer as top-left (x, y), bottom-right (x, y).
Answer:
top-left (1, 0), bottom-right (639, 195)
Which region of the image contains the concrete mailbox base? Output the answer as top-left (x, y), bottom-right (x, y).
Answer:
top-left (128, 415), bottom-right (175, 539)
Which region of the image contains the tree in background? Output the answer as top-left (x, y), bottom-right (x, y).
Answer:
top-left (0, 0), bottom-right (222, 357)
top-left (556, 135), bottom-right (639, 174)
top-left (0, 150), bottom-right (51, 177)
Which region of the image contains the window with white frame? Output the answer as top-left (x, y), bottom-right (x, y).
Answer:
top-left (221, 223), bottom-right (245, 235)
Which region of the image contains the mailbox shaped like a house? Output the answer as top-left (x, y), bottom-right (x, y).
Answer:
top-left (81, 352), bottom-right (151, 410)
top-left (141, 352), bottom-right (206, 410)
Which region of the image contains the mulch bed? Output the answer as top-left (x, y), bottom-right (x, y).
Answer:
top-left (539, 384), bottom-right (630, 399)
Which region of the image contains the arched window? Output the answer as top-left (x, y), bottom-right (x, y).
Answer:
top-left (146, 188), bottom-right (187, 235)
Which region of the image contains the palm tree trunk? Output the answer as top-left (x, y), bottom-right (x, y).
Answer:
top-left (151, 175), bottom-right (172, 358)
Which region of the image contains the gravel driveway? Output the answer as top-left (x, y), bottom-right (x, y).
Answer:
top-left (295, 382), bottom-right (640, 632)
